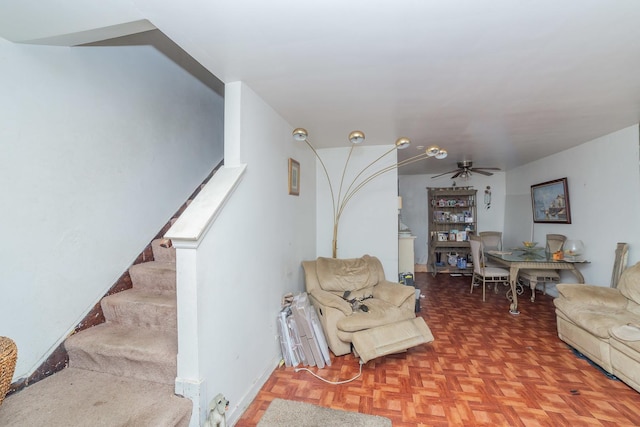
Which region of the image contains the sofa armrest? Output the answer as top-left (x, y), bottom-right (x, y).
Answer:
top-left (309, 289), bottom-right (353, 315)
top-left (373, 281), bottom-right (415, 307)
top-left (556, 283), bottom-right (628, 308)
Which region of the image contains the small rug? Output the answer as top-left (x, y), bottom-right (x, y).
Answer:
top-left (257, 398), bottom-right (392, 427)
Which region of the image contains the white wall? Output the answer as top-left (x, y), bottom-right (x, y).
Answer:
top-left (0, 38), bottom-right (224, 379)
top-left (315, 145), bottom-right (399, 278)
top-left (181, 82), bottom-right (316, 424)
top-left (504, 124), bottom-right (640, 290)
top-left (399, 173), bottom-right (506, 266)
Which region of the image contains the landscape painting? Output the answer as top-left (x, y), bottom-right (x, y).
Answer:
top-left (531, 178), bottom-right (571, 224)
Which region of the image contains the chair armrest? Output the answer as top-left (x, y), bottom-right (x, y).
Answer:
top-left (556, 283), bottom-right (627, 308)
top-left (309, 289), bottom-right (352, 315)
top-left (373, 281), bottom-right (415, 307)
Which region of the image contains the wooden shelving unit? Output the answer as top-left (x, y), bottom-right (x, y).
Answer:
top-left (427, 187), bottom-right (477, 276)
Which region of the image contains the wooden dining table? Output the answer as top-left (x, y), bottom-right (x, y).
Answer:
top-left (485, 249), bottom-right (587, 314)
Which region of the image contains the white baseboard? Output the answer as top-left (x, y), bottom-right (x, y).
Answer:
top-left (226, 356), bottom-right (281, 426)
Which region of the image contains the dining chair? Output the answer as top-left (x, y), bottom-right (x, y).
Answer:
top-left (611, 242), bottom-right (629, 288)
top-left (479, 231), bottom-right (502, 251)
top-left (518, 234), bottom-right (566, 302)
top-left (469, 235), bottom-right (511, 301)
top-left (479, 231), bottom-right (504, 268)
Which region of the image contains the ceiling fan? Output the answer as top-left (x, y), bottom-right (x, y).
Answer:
top-left (431, 160), bottom-right (500, 179)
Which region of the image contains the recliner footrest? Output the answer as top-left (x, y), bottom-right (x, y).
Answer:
top-left (351, 317), bottom-right (434, 364)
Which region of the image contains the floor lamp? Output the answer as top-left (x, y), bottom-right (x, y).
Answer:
top-left (293, 128), bottom-right (447, 258)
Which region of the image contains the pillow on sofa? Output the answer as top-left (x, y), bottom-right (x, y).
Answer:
top-left (618, 262), bottom-right (640, 306)
top-left (316, 256), bottom-right (378, 293)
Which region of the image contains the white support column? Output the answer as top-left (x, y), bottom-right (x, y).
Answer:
top-left (171, 242), bottom-right (204, 427)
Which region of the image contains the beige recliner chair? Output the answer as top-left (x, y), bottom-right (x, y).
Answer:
top-left (302, 255), bottom-right (434, 363)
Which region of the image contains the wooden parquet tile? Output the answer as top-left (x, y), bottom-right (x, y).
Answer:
top-left (236, 274), bottom-right (640, 426)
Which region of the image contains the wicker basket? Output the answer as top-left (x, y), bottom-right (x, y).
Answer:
top-left (0, 337), bottom-right (17, 406)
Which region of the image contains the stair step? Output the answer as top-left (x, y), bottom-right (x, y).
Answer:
top-left (102, 289), bottom-right (176, 330)
top-left (129, 261), bottom-right (176, 293)
top-left (152, 238), bottom-right (176, 263)
top-left (0, 368), bottom-right (191, 426)
top-left (65, 323), bottom-right (177, 385)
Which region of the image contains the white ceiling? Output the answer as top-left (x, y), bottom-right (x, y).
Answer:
top-left (3, 0), bottom-right (640, 175)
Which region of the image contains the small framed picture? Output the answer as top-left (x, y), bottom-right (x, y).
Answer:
top-left (288, 158), bottom-right (300, 196)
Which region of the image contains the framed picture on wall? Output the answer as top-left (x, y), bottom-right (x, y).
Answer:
top-left (288, 158), bottom-right (300, 196)
top-left (531, 177), bottom-right (571, 223)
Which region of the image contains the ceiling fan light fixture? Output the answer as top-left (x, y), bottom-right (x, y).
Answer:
top-left (430, 159), bottom-right (499, 180)
top-left (348, 130), bottom-right (365, 144)
top-left (292, 128), bottom-right (308, 141)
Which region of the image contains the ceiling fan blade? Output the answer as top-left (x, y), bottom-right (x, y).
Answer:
top-left (431, 169), bottom-right (460, 179)
top-left (473, 167), bottom-right (501, 171)
top-left (472, 169), bottom-right (494, 176)
top-left (451, 171), bottom-right (463, 179)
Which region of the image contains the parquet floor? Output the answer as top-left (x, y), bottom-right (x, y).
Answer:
top-left (236, 273), bottom-right (640, 426)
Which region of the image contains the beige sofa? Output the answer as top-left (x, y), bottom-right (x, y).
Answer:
top-left (554, 261), bottom-right (640, 392)
top-left (302, 255), bottom-right (433, 363)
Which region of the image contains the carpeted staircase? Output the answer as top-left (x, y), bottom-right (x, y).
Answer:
top-left (66, 239), bottom-right (180, 386)
top-left (0, 239), bottom-right (192, 426)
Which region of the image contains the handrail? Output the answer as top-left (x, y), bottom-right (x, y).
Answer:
top-left (165, 164), bottom-right (246, 247)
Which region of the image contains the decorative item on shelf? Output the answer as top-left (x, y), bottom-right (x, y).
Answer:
top-left (552, 250), bottom-right (564, 260)
top-left (564, 239), bottom-right (585, 260)
top-left (448, 252), bottom-right (458, 266)
top-left (457, 256), bottom-right (467, 269)
top-left (293, 127), bottom-right (447, 258)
